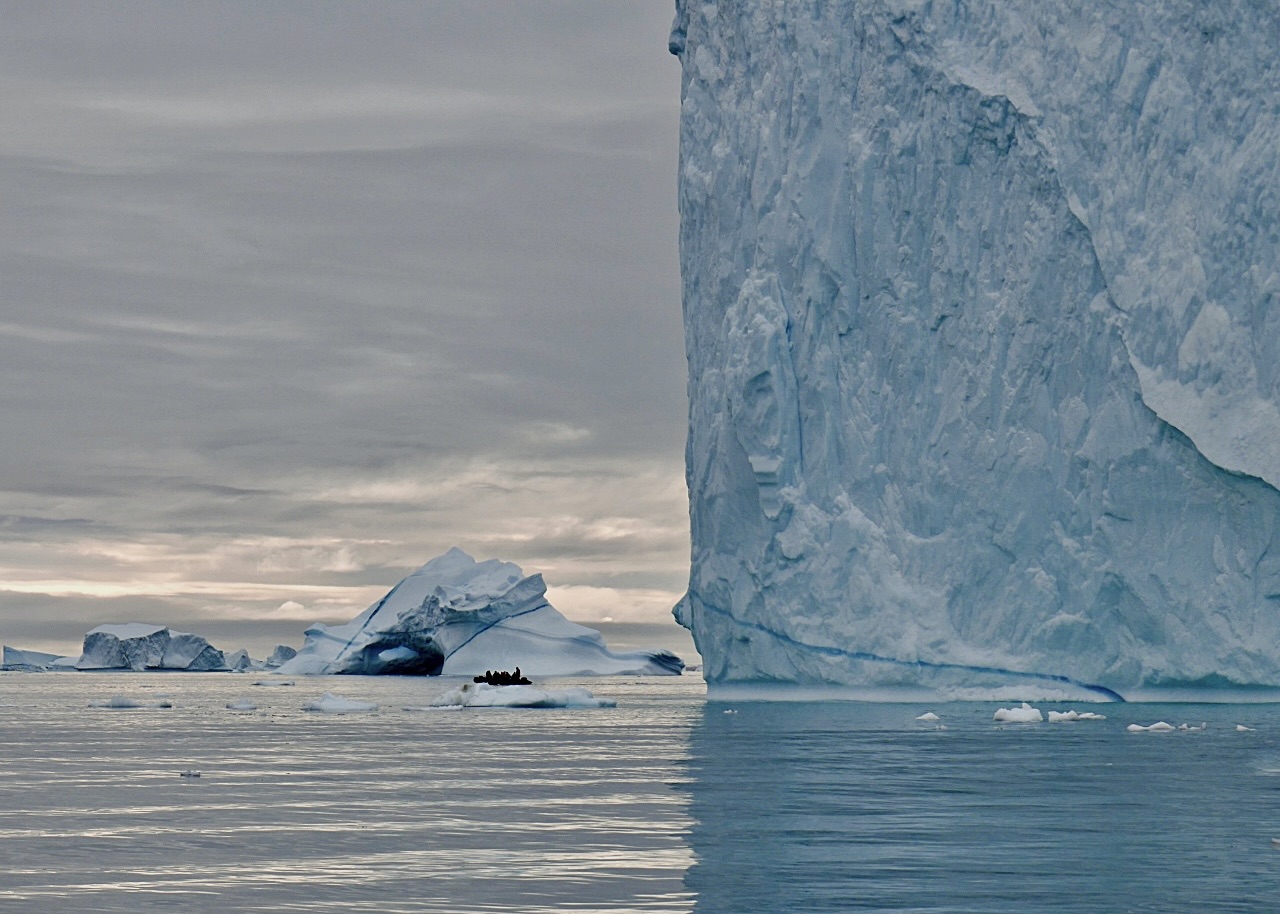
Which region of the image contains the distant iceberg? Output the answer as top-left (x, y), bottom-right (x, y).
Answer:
top-left (76, 623), bottom-right (228, 672)
top-left (2, 646), bottom-right (66, 671)
top-left (275, 548), bottom-right (684, 677)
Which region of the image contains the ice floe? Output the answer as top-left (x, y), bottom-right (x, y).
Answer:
top-left (1127, 721), bottom-right (1177, 732)
top-left (1047, 710), bottom-right (1107, 722)
top-left (301, 692), bottom-right (377, 713)
top-left (993, 703), bottom-right (1043, 723)
top-left (87, 695), bottom-right (173, 709)
top-left (425, 682), bottom-right (616, 709)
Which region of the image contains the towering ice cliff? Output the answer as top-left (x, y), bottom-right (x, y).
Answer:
top-left (671, 1), bottom-right (1280, 699)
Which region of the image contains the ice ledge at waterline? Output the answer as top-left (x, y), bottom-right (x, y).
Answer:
top-left (277, 548), bottom-right (685, 677)
top-left (671, 0), bottom-right (1280, 700)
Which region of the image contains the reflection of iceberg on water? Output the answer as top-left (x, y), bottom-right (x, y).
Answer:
top-left (276, 548), bottom-right (685, 677)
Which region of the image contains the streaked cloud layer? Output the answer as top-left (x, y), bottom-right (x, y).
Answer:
top-left (0, 2), bottom-right (688, 655)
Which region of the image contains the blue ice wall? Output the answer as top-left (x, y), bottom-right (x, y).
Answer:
top-left (672, 1), bottom-right (1280, 699)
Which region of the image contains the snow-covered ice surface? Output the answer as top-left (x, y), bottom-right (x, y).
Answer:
top-left (6, 676), bottom-right (1280, 912)
top-left (672, 1), bottom-right (1280, 700)
top-left (277, 548), bottom-right (683, 677)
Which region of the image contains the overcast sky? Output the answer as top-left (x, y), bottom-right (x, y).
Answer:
top-left (0, 2), bottom-right (690, 655)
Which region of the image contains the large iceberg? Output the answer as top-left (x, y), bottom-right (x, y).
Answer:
top-left (75, 623), bottom-right (227, 672)
top-left (671, 2), bottom-right (1280, 699)
top-left (276, 548), bottom-right (684, 676)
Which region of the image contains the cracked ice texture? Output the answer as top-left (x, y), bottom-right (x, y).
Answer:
top-left (671, 0), bottom-right (1280, 698)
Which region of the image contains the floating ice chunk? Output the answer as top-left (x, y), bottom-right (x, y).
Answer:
top-left (253, 679), bottom-right (295, 687)
top-left (301, 692), bottom-right (377, 713)
top-left (1047, 710), bottom-right (1107, 722)
top-left (427, 681), bottom-right (616, 709)
top-left (226, 699), bottom-right (257, 711)
top-left (993, 702), bottom-right (1043, 723)
top-left (916, 711), bottom-right (941, 721)
top-left (1127, 721), bottom-right (1177, 732)
top-left (88, 695), bottom-right (173, 709)
top-left (1237, 725), bottom-right (1256, 732)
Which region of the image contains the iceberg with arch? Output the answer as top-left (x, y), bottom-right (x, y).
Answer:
top-left (275, 548), bottom-right (684, 677)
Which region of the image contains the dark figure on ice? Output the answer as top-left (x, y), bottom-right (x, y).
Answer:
top-left (472, 668), bottom-right (532, 686)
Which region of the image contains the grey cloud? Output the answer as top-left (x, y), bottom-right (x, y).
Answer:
top-left (0, 2), bottom-right (690, 638)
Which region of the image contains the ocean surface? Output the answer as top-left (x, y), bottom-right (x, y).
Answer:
top-left (2, 673), bottom-right (1280, 912)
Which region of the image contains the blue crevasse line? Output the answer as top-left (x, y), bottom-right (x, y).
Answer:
top-left (325, 579), bottom-right (407, 673)
top-left (441, 603), bottom-right (548, 661)
top-left (694, 597), bottom-right (1126, 702)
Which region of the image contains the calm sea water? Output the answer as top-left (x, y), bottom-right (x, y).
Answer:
top-left (1, 673), bottom-right (1279, 912)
